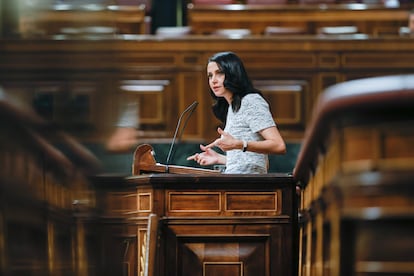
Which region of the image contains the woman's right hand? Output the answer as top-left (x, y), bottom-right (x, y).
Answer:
top-left (187, 144), bottom-right (225, 166)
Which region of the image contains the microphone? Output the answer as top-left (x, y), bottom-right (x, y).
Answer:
top-left (165, 101), bottom-right (198, 172)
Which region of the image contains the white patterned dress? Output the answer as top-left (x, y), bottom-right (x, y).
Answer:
top-left (223, 93), bottom-right (276, 174)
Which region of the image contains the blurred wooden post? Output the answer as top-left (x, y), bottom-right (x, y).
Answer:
top-left (143, 214), bottom-right (159, 276)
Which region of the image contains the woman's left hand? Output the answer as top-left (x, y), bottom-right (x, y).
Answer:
top-left (205, 127), bottom-right (241, 152)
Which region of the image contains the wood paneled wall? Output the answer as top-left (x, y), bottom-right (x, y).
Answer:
top-left (1, 36), bottom-right (414, 143)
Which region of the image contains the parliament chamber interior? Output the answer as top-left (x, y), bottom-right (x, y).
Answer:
top-left (1, 0), bottom-right (414, 275)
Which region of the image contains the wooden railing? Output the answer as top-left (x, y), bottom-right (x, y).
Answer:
top-left (294, 74), bottom-right (414, 275)
top-left (0, 90), bottom-right (101, 275)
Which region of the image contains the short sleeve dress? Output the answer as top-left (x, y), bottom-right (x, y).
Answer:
top-left (223, 93), bottom-right (276, 174)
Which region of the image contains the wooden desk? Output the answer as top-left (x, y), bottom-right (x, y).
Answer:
top-left (95, 173), bottom-right (297, 276)
top-left (20, 4), bottom-right (147, 36)
top-left (187, 3), bottom-right (410, 35)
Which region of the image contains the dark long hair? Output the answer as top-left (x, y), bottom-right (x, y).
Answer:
top-left (208, 51), bottom-right (261, 125)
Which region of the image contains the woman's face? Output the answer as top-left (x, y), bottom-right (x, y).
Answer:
top-left (207, 61), bottom-right (232, 102)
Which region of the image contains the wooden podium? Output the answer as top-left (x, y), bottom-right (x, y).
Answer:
top-left (95, 144), bottom-right (298, 276)
top-left (132, 143), bottom-right (220, 175)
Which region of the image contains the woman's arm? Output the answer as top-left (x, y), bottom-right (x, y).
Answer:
top-left (244, 126), bottom-right (286, 154)
top-left (208, 127), bottom-right (286, 155)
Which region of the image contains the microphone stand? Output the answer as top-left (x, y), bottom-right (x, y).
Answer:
top-left (165, 101), bottom-right (198, 173)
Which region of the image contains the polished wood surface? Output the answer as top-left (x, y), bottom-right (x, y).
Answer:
top-left (94, 173), bottom-right (297, 276)
top-left (1, 36), bottom-right (414, 143)
top-left (188, 3), bottom-right (411, 35)
top-left (294, 74), bottom-right (414, 275)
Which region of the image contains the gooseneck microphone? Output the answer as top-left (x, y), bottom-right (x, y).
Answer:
top-left (165, 101), bottom-right (198, 173)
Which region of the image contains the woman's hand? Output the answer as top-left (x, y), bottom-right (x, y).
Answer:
top-left (205, 128), bottom-right (242, 152)
top-left (187, 144), bottom-right (226, 166)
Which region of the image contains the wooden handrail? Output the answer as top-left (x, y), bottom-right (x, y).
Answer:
top-left (293, 74), bottom-right (414, 184)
